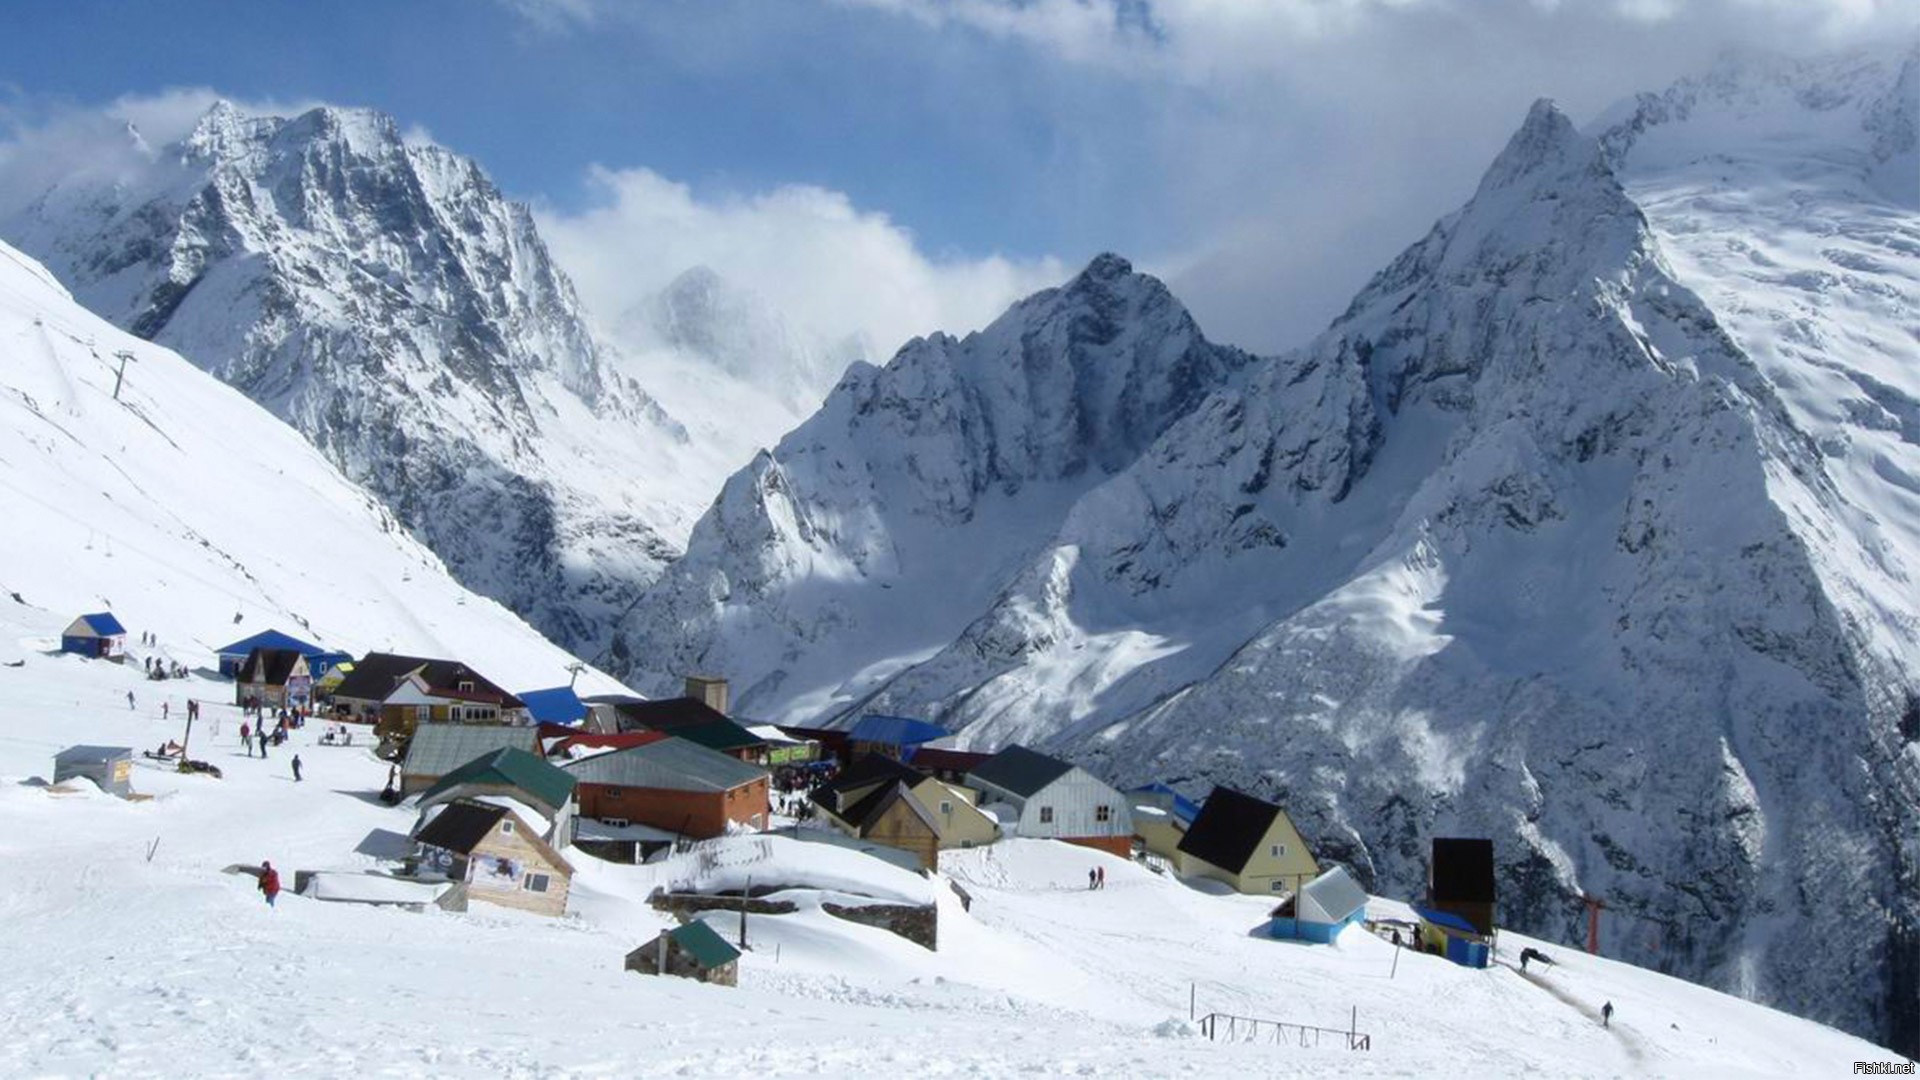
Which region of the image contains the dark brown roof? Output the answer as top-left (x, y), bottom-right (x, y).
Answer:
top-left (604, 697), bottom-right (731, 732)
top-left (814, 754), bottom-right (925, 814)
top-left (333, 652), bottom-right (523, 708)
top-left (415, 801), bottom-right (508, 855)
top-left (1176, 786), bottom-right (1285, 874)
top-left (1429, 838), bottom-right (1496, 904)
top-left (910, 748), bottom-right (993, 775)
top-left (966, 745), bottom-right (1073, 798)
top-left (241, 647), bottom-right (306, 686)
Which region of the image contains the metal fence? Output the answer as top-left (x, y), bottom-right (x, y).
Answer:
top-left (1197, 1011), bottom-right (1371, 1051)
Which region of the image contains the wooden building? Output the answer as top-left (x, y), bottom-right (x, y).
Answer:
top-left (332, 652), bottom-right (527, 732)
top-left (813, 755), bottom-right (1000, 866)
top-left (233, 647), bottom-right (312, 709)
top-left (413, 799), bottom-right (574, 918)
top-left (60, 612), bottom-right (126, 660)
top-left (965, 745), bottom-right (1132, 856)
top-left (562, 737), bottom-right (771, 840)
top-left (626, 920), bottom-right (740, 986)
top-left (1174, 787), bottom-right (1319, 895)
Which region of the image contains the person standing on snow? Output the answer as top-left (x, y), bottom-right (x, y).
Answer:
top-left (1088, 868), bottom-right (1097, 891)
top-left (240, 723), bottom-right (252, 757)
top-left (1097, 866), bottom-right (1106, 890)
top-left (126, 690), bottom-right (135, 710)
top-left (259, 861), bottom-right (281, 907)
top-left (292, 755), bottom-right (302, 783)
top-left (1601, 1001), bottom-right (1614, 1028)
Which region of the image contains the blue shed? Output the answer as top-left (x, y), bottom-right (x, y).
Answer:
top-left (519, 686), bottom-right (588, 726)
top-left (61, 613), bottom-right (127, 660)
top-left (848, 714), bottom-right (950, 761)
top-left (1413, 904), bottom-right (1493, 968)
top-left (1268, 865), bottom-right (1368, 943)
top-left (1129, 782), bottom-right (1202, 827)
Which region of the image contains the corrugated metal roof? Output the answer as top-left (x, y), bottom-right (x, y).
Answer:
top-left (966, 745), bottom-right (1074, 799)
top-left (1300, 865), bottom-right (1367, 924)
top-left (404, 724), bottom-right (539, 780)
top-left (562, 736), bottom-right (768, 793)
top-left (848, 714), bottom-right (949, 747)
top-left (668, 920), bottom-right (741, 969)
top-left (419, 747), bottom-right (576, 814)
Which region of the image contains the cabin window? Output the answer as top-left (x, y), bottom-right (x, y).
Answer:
top-left (1039, 806), bottom-right (1054, 824)
top-left (1271, 880), bottom-right (1286, 891)
top-left (459, 680), bottom-right (474, 693)
top-left (525, 873), bottom-right (550, 893)
top-left (1271, 843), bottom-right (1286, 858)
top-left (1095, 805), bottom-right (1112, 823)
top-left (605, 789), bottom-right (622, 802)
top-left (940, 801), bottom-right (953, 815)
top-left (501, 820), bottom-right (515, 834)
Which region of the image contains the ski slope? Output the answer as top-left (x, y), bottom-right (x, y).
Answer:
top-left (0, 238), bottom-right (623, 694)
top-left (0, 627), bottom-right (1899, 1077)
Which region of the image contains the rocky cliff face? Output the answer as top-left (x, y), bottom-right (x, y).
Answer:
top-left (620, 49), bottom-right (1920, 1051)
top-left (3, 102), bottom-right (695, 653)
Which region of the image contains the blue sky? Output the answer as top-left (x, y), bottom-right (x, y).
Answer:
top-left (0, 1), bottom-right (1912, 355)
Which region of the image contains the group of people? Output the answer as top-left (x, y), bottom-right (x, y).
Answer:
top-left (144, 655), bottom-right (187, 680)
top-left (1086, 866), bottom-right (1108, 890)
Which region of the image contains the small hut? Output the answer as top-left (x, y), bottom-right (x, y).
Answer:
top-left (626, 920), bottom-right (741, 986)
top-left (60, 613), bottom-right (127, 660)
top-left (1267, 865), bottom-right (1368, 943)
top-left (1413, 904), bottom-right (1493, 968)
top-left (54, 745), bottom-right (134, 797)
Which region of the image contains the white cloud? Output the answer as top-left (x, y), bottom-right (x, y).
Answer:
top-left (0, 89), bottom-right (328, 219)
top-left (535, 166), bottom-right (1068, 361)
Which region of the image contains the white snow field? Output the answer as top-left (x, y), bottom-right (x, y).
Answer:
top-left (0, 616), bottom-right (1902, 1078)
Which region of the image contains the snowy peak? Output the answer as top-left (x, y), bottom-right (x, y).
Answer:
top-left (1475, 98), bottom-right (1591, 194)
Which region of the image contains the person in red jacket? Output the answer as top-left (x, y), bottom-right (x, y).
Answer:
top-left (259, 860), bottom-right (281, 907)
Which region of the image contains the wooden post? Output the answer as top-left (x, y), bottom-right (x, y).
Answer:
top-left (1189, 983), bottom-right (1195, 1021)
top-left (740, 874), bottom-right (750, 949)
top-left (1391, 932), bottom-right (1402, 979)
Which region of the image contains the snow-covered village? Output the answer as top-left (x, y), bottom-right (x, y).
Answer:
top-left (1, 3), bottom-right (1917, 1077)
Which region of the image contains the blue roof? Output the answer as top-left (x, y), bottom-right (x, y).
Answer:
top-left (76, 612), bottom-right (126, 636)
top-left (1411, 905), bottom-right (1482, 935)
top-left (519, 686), bottom-right (588, 726)
top-left (215, 629), bottom-right (322, 658)
top-left (1130, 782), bottom-right (1202, 825)
top-left (849, 714), bottom-right (949, 747)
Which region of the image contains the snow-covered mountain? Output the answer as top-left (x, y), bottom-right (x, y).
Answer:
top-left (1, 102), bottom-right (711, 655)
top-left (618, 48), bottom-right (1920, 1051)
top-left (610, 252), bottom-right (1255, 712)
top-left (0, 237), bottom-right (623, 692)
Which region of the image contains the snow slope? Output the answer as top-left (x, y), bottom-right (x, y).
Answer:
top-left (616, 49), bottom-right (1920, 1051)
top-left (0, 635), bottom-right (1901, 1076)
top-left (0, 237), bottom-right (620, 692)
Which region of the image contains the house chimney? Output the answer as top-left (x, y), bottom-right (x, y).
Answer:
top-left (684, 675), bottom-right (728, 715)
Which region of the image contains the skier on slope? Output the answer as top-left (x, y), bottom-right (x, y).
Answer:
top-left (126, 690), bottom-right (135, 710)
top-left (1602, 1001), bottom-right (1614, 1028)
top-left (259, 861), bottom-right (281, 907)
top-left (292, 755), bottom-right (302, 783)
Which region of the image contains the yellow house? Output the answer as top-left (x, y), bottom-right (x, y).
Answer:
top-left (1175, 787), bottom-right (1319, 896)
top-left (814, 756), bottom-right (1002, 864)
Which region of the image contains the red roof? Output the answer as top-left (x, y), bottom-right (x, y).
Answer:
top-left (541, 727), bottom-right (671, 758)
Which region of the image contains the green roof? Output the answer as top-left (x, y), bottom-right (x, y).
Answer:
top-left (670, 920), bottom-right (741, 969)
top-left (417, 747), bottom-right (576, 816)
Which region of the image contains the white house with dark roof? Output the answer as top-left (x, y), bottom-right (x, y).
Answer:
top-left (964, 745), bottom-right (1132, 856)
